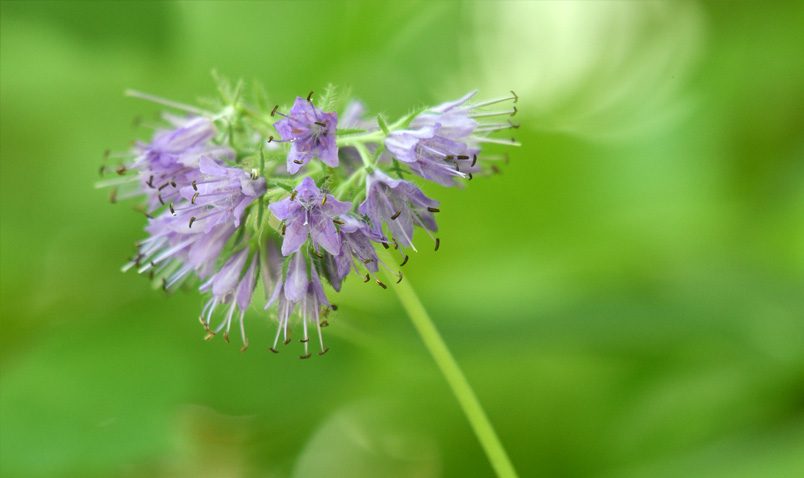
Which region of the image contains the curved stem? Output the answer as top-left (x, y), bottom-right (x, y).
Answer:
top-left (377, 248), bottom-right (518, 478)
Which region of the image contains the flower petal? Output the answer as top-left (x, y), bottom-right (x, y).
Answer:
top-left (281, 218), bottom-right (308, 256)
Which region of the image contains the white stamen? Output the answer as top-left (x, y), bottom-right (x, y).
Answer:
top-left (474, 137), bottom-right (521, 146)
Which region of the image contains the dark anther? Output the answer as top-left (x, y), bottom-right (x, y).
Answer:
top-left (161, 278), bottom-right (168, 292)
top-left (321, 195), bottom-right (328, 206)
top-left (146, 175), bottom-right (155, 188)
top-left (445, 155), bottom-right (455, 160)
top-left (290, 190), bottom-right (298, 201)
top-left (434, 238), bottom-right (441, 251)
top-left (284, 337), bottom-right (292, 345)
top-left (223, 332), bottom-right (230, 344)
top-left (456, 155), bottom-right (470, 160)
top-left (511, 90), bottom-right (518, 103)
top-left (392, 239), bottom-right (399, 250)
top-left (491, 165), bottom-right (501, 175)
top-left (300, 338), bottom-right (309, 343)
top-left (240, 343), bottom-right (249, 352)
top-left (306, 91), bottom-right (314, 102)
top-left (376, 279), bottom-right (387, 289)
top-left (333, 218), bottom-right (344, 225)
top-left (157, 193), bottom-right (164, 205)
top-left (270, 347), bottom-right (279, 354)
top-left (188, 216), bottom-right (197, 228)
top-left (99, 165), bottom-right (106, 176)
top-left (281, 223), bottom-right (287, 236)
top-left (170, 180), bottom-right (177, 188)
top-left (109, 188), bottom-right (118, 204)
top-left (511, 106), bottom-right (518, 117)
top-left (471, 154), bottom-right (478, 167)
top-left (116, 165), bottom-right (127, 175)
top-left (158, 182), bottom-right (170, 191)
top-left (400, 255), bottom-right (409, 266)
top-left (508, 120), bottom-right (520, 129)
top-left (321, 320), bottom-right (329, 327)
top-left (293, 159), bottom-right (303, 165)
top-left (318, 347), bottom-right (330, 356)
top-left (148, 270), bottom-right (155, 279)
top-left (396, 272), bottom-right (403, 284)
top-left (267, 135), bottom-right (274, 143)
top-left (191, 192), bottom-right (199, 204)
top-left (270, 105), bottom-right (279, 116)
top-left (362, 258), bottom-right (373, 264)
top-left (300, 353), bottom-right (312, 360)
top-left (427, 207), bottom-right (440, 213)
top-left (314, 121), bottom-right (326, 127)
top-left (467, 173), bottom-right (473, 180)
top-left (169, 203), bottom-right (175, 215)
top-left (192, 180), bottom-right (198, 191)
top-left (391, 210), bottom-right (401, 220)
top-left (381, 242), bottom-right (389, 249)
top-left (330, 304), bottom-right (338, 311)
top-left (363, 273), bottom-right (370, 283)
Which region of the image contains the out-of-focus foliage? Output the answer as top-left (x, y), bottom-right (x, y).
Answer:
top-left (1, 1), bottom-right (802, 477)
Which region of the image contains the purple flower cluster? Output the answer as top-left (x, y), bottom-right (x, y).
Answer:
top-left (103, 85), bottom-right (518, 356)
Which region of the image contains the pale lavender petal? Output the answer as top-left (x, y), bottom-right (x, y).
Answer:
top-left (235, 255), bottom-right (258, 310)
top-left (310, 210), bottom-right (341, 255)
top-left (284, 252), bottom-right (307, 302)
top-left (281, 218), bottom-right (308, 256)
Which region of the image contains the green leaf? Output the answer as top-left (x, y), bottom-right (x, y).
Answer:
top-left (317, 83), bottom-right (338, 113)
top-left (377, 114), bottom-right (390, 135)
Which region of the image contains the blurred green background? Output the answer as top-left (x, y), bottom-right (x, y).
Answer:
top-left (1, 1), bottom-right (803, 477)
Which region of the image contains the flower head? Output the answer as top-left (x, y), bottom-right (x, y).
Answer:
top-left (105, 83), bottom-right (520, 356)
top-left (269, 177), bottom-right (351, 256)
top-left (274, 97), bottom-right (339, 174)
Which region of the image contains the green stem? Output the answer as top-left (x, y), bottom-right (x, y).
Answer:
top-left (377, 248), bottom-right (518, 478)
top-left (336, 130), bottom-right (385, 146)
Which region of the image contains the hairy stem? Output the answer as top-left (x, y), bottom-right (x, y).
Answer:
top-left (377, 248), bottom-right (518, 478)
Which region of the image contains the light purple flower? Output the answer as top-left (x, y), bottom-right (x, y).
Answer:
top-left (274, 97), bottom-right (339, 174)
top-left (198, 249), bottom-right (258, 348)
top-left (265, 252), bottom-right (332, 358)
top-left (269, 177), bottom-right (351, 256)
top-left (385, 126), bottom-right (477, 186)
top-left (172, 157), bottom-right (266, 233)
top-left (324, 215), bottom-right (381, 291)
top-left (125, 214), bottom-right (237, 288)
top-left (133, 116), bottom-right (234, 210)
top-left (358, 170), bottom-right (439, 249)
top-left (124, 157), bottom-right (265, 289)
top-left (385, 90), bottom-right (516, 186)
